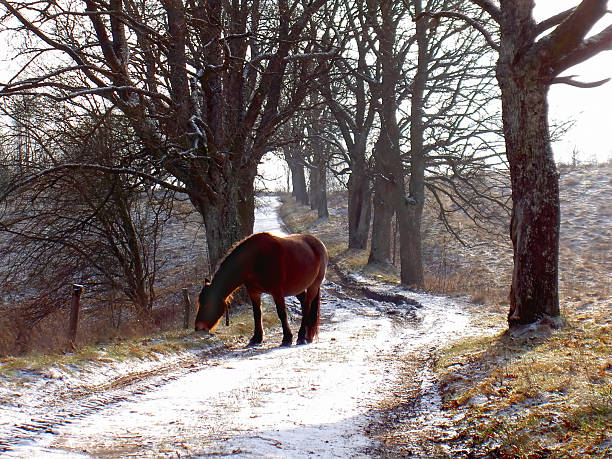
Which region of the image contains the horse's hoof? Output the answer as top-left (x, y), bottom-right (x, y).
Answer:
top-left (280, 340), bottom-right (293, 347)
top-left (247, 338), bottom-right (262, 348)
top-left (296, 337), bottom-right (307, 345)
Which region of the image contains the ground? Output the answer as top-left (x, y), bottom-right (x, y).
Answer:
top-left (0, 196), bottom-right (488, 457)
top-left (283, 163), bottom-right (611, 457)
top-left (0, 164), bottom-right (609, 457)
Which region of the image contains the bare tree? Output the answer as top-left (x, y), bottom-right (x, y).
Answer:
top-left (320, 0), bottom-right (379, 249)
top-left (0, 99), bottom-right (172, 347)
top-left (335, 0), bottom-right (505, 289)
top-left (0, 0), bottom-right (332, 268)
top-left (422, 0), bottom-right (612, 324)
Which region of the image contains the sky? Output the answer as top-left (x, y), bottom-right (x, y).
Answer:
top-left (533, 1), bottom-right (612, 164)
top-left (0, 1), bottom-right (610, 168)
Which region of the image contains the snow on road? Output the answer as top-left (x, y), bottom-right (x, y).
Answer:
top-left (0, 196), bottom-right (474, 458)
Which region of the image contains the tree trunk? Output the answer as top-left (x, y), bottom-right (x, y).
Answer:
top-left (313, 150), bottom-right (329, 220)
top-left (189, 186), bottom-right (245, 272)
top-left (347, 167), bottom-right (371, 250)
top-left (368, 173), bottom-right (394, 265)
top-left (496, 2), bottom-right (562, 325)
top-left (309, 164), bottom-right (318, 211)
top-left (290, 162), bottom-right (309, 205)
top-left (368, 0), bottom-right (400, 269)
top-left (396, 0), bottom-right (426, 289)
top-left (498, 72), bottom-right (560, 325)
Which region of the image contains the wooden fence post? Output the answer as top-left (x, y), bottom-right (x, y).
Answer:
top-left (182, 288), bottom-right (191, 330)
top-left (69, 284), bottom-right (84, 348)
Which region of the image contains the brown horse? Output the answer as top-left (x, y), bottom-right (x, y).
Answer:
top-left (195, 232), bottom-right (328, 346)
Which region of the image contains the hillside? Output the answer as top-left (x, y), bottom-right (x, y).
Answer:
top-left (279, 163), bottom-right (612, 457)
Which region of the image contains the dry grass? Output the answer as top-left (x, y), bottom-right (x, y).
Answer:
top-left (0, 295), bottom-right (282, 381)
top-left (436, 300), bottom-right (612, 457)
top-left (279, 163), bottom-right (612, 457)
top-left (0, 329), bottom-right (206, 378)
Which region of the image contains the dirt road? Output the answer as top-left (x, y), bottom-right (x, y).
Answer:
top-left (0, 197), bottom-right (478, 457)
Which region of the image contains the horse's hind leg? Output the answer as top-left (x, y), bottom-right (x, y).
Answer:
top-left (272, 294), bottom-right (293, 346)
top-left (296, 292), bottom-right (308, 345)
top-left (248, 291), bottom-right (264, 347)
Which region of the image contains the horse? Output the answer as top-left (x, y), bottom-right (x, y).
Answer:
top-left (195, 232), bottom-right (328, 346)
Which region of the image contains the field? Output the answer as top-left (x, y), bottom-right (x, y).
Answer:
top-left (279, 162), bottom-right (612, 457)
top-left (0, 162), bottom-right (609, 456)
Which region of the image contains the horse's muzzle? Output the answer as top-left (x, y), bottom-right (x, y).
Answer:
top-left (194, 321), bottom-right (210, 333)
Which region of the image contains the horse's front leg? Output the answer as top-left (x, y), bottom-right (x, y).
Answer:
top-left (272, 294), bottom-right (293, 347)
top-left (248, 291), bottom-right (264, 347)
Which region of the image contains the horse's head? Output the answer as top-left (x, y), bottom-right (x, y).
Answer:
top-left (194, 278), bottom-right (225, 333)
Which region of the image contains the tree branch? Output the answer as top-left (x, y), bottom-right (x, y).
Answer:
top-left (1, 164), bottom-right (188, 202)
top-left (0, 0), bottom-right (107, 89)
top-left (535, 7), bottom-right (576, 36)
top-left (415, 11), bottom-right (500, 52)
top-left (552, 75), bottom-right (611, 88)
top-left (542, 0), bottom-right (610, 72)
top-left (468, 0), bottom-right (502, 24)
top-left (553, 23), bottom-right (612, 74)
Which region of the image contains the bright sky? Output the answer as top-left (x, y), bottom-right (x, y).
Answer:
top-left (534, 1), bottom-right (612, 164)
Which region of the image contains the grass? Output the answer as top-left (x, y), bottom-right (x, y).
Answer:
top-left (0, 329), bottom-right (206, 378)
top-left (434, 304), bottom-right (612, 457)
top-left (0, 296), bottom-right (283, 384)
top-left (278, 162), bottom-right (612, 458)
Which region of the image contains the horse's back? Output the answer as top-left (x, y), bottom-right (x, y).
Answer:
top-left (248, 232), bottom-right (327, 295)
top-left (280, 233), bottom-right (327, 268)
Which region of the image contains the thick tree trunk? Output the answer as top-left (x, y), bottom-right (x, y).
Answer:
top-left (496, 3), bottom-right (562, 325)
top-left (396, 1), bottom-right (426, 289)
top-left (368, 173), bottom-right (394, 265)
top-left (290, 163), bottom-right (309, 205)
top-left (498, 73), bottom-right (560, 325)
top-left (347, 167), bottom-right (371, 250)
top-left (397, 200), bottom-right (424, 288)
top-left (310, 163), bottom-right (329, 220)
top-left (369, 0), bottom-right (403, 271)
top-left (188, 179), bottom-right (248, 272)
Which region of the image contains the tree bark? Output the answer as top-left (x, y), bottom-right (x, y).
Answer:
top-left (368, 0), bottom-right (401, 270)
top-left (312, 149), bottom-right (329, 220)
top-left (368, 171), bottom-right (394, 265)
top-left (395, 0), bottom-right (427, 288)
top-left (291, 164), bottom-right (309, 205)
top-left (497, 61), bottom-right (560, 324)
top-left (285, 147), bottom-right (309, 205)
top-left (496, 2), bottom-right (562, 324)
top-left (347, 166), bottom-right (372, 250)
top-left (188, 184), bottom-right (246, 272)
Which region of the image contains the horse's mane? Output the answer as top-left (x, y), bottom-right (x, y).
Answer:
top-left (212, 232), bottom-right (258, 275)
top-left (209, 232), bottom-right (272, 303)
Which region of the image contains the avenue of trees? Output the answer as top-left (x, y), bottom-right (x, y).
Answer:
top-left (1, 0), bottom-right (611, 339)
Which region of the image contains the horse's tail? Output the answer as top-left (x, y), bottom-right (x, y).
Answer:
top-left (306, 288), bottom-right (321, 342)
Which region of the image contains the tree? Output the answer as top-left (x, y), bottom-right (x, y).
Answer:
top-left (0, 0), bottom-right (331, 268)
top-left (0, 101), bottom-right (171, 312)
top-left (399, 0), bottom-right (505, 288)
top-left (305, 104), bottom-right (332, 220)
top-left (284, 142), bottom-right (310, 206)
top-left (423, 0), bottom-right (612, 324)
top-left (0, 99), bottom-right (176, 352)
top-left (320, 0), bottom-right (379, 249)
top-left (362, 0), bottom-right (504, 287)
top-left (362, 0), bottom-right (403, 267)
